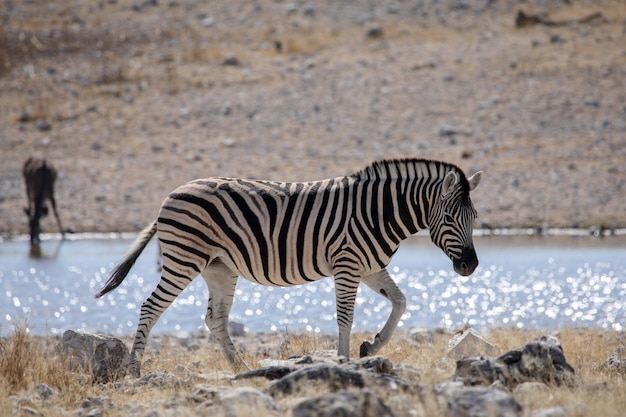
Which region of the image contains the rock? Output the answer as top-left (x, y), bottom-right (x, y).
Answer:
top-left (438, 124), bottom-right (458, 137)
top-left (59, 330), bottom-right (130, 383)
top-left (222, 56), bottom-right (240, 66)
top-left (229, 320), bottom-right (245, 336)
top-left (136, 372), bottom-right (180, 388)
top-left (447, 328), bottom-right (498, 359)
top-left (189, 384), bottom-right (223, 404)
top-left (17, 406), bottom-right (43, 416)
top-left (512, 381), bottom-right (551, 405)
top-left (265, 360), bottom-right (412, 401)
top-left (603, 346), bottom-right (626, 374)
top-left (216, 388), bottom-right (279, 416)
top-left (454, 335), bottom-right (575, 388)
top-left (293, 389), bottom-right (395, 417)
top-left (33, 383), bottom-right (58, 400)
top-left (237, 354), bottom-right (393, 382)
top-left (366, 26), bottom-right (384, 39)
top-left (408, 327), bottom-right (435, 344)
top-left (265, 363), bottom-right (367, 399)
top-left (530, 406), bottom-right (570, 417)
top-left (34, 119), bottom-right (51, 131)
top-left (77, 396), bottom-right (115, 417)
top-left (438, 381), bottom-right (522, 417)
top-left (190, 386), bottom-right (279, 416)
top-left (236, 365), bottom-right (297, 381)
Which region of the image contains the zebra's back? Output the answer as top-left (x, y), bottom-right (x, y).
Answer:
top-left (157, 176), bottom-right (355, 286)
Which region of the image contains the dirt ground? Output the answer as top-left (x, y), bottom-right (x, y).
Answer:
top-left (1, 0), bottom-right (625, 236)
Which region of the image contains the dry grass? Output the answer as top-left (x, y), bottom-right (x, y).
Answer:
top-left (1, 327), bottom-right (624, 416)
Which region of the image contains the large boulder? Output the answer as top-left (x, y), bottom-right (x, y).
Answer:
top-left (454, 335), bottom-right (575, 387)
top-left (59, 330), bottom-right (130, 383)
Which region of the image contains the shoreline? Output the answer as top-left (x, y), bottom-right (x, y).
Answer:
top-left (4, 227), bottom-right (626, 243)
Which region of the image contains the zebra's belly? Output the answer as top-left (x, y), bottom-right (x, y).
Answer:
top-left (217, 254), bottom-right (333, 287)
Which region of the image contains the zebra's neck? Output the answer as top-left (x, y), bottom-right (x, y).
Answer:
top-left (352, 158), bottom-right (465, 236)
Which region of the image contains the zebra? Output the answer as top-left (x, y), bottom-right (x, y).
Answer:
top-left (96, 158), bottom-right (482, 376)
top-left (22, 156), bottom-right (65, 245)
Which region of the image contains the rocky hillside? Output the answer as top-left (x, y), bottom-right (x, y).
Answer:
top-left (1, 0), bottom-right (624, 235)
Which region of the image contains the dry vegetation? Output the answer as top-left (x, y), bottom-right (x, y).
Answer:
top-left (1, 327), bottom-right (624, 416)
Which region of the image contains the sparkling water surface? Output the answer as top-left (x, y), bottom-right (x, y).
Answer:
top-left (1, 233), bottom-right (624, 336)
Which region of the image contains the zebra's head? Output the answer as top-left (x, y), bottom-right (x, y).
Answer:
top-left (428, 169), bottom-right (482, 276)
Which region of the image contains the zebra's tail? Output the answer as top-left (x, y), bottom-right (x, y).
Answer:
top-left (95, 219), bottom-right (158, 298)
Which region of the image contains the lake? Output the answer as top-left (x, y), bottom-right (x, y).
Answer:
top-left (1, 231), bottom-right (624, 337)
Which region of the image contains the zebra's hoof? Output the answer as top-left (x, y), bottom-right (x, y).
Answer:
top-left (360, 341), bottom-right (373, 358)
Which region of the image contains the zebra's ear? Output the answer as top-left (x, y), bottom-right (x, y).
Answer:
top-left (442, 171), bottom-right (458, 196)
top-left (468, 171), bottom-right (483, 191)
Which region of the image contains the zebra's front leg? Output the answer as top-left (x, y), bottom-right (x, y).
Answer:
top-left (359, 268), bottom-right (406, 357)
top-left (334, 275), bottom-right (360, 358)
top-left (201, 261), bottom-right (249, 373)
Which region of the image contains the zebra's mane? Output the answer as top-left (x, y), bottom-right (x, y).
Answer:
top-left (355, 158), bottom-right (470, 193)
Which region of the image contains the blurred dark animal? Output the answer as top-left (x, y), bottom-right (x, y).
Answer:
top-left (23, 156), bottom-right (65, 245)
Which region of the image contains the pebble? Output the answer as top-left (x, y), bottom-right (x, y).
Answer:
top-left (35, 120), bottom-right (51, 131)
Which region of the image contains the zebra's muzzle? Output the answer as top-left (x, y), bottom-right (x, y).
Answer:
top-left (453, 247), bottom-right (478, 276)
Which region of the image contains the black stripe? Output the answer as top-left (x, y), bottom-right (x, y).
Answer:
top-left (225, 183), bottom-right (271, 282)
top-left (381, 177), bottom-right (404, 244)
top-left (295, 182), bottom-right (322, 281)
top-left (310, 179), bottom-right (334, 276)
top-left (325, 178), bottom-right (351, 261)
top-left (323, 178), bottom-right (343, 240)
top-left (277, 183), bottom-right (303, 283)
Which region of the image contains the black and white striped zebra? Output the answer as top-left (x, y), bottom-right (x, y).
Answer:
top-left (96, 158), bottom-right (482, 375)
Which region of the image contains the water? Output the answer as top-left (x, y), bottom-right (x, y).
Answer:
top-left (1, 233), bottom-right (624, 337)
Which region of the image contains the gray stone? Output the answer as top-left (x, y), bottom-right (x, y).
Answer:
top-left (137, 372), bottom-right (179, 388)
top-left (438, 382), bottom-right (522, 417)
top-left (229, 321), bottom-right (245, 337)
top-left (408, 327), bottom-right (435, 344)
top-left (33, 383), bottom-right (58, 400)
top-left (59, 330), bottom-right (130, 383)
top-left (530, 406), bottom-right (570, 417)
top-left (603, 346), bottom-right (626, 374)
top-left (217, 388), bottom-right (279, 415)
top-left (454, 335), bottom-right (575, 388)
top-left (265, 363), bottom-right (367, 399)
top-left (447, 328), bottom-right (498, 359)
top-left (188, 384), bottom-right (223, 404)
top-left (293, 389), bottom-right (395, 417)
top-left (265, 361), bottom-right (413, 401)
top-left (193, 387), bottom-right (279, 417)
top-left (17, 406), bottom-right (43, 416)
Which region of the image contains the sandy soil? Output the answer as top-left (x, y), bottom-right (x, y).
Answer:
top-left (1, 0), bottom-right (625, 236)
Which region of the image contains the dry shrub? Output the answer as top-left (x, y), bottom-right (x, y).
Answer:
top-left (0, 327), bottom-right (36, 392)
top-left (0, 328), bottom-right (91, 403)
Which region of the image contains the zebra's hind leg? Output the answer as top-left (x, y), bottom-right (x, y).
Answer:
top-left (201, 260), bottom-right (249, 373)
top-left (128, 256), bottom-right (199, 377)
top-left (359, 268), bottom-right (406, 358)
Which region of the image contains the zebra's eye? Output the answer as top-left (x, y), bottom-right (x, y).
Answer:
top-left (444, 213), bottom-right (454, 224)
